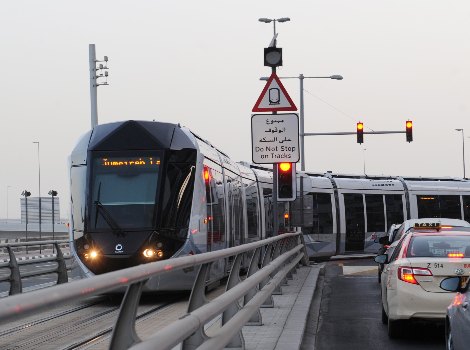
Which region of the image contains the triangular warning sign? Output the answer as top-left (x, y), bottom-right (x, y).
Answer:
top-left (252, 73), bottom-right (297, 112)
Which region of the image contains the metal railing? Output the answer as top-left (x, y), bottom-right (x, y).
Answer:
top-left (0, 232), bottom-right (308, 350)
top-left (0, 240), bottom-right (70, 296)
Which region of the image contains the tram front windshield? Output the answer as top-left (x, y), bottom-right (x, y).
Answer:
top-left (89, 153), bottom-right (161, 231)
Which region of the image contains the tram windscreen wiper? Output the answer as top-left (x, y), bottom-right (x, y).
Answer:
top-left (94, 200), bottom-right (125, 236)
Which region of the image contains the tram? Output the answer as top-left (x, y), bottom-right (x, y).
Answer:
top-left (68, 120), bottom-right (470, 289)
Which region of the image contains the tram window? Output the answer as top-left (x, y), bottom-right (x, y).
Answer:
top-left (463, 196), bottom-right (470, 222)
top-left (439, 196), bottom-right (462, 219)
top-left (263, 188), bottom-right (274, 237)
top-left (244, 180), bottom-right (259, 239)
top-left (206, 168), bottom-right (225, 244)
top-left (344, 193), bottom-right (365, 251)
top-left (365, 194), bottom-right (385, 232)
top-left (291, 193), bottom-right (333, 234)
top-left (70, 166), bottom-right (86, 237)
top-left (417, 195), bottom-right (461, 219)
top-left (225, 171), bottom-right (244, 247)
top-left (314, 193), bottom-right (334, 234)
top-left (385, 195), bottom-right (404, 227)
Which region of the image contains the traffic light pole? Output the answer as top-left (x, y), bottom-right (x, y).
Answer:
top-left (303, 130), bottom-right (406, 136)
top-left (272, 69), bottom-right (279, 237)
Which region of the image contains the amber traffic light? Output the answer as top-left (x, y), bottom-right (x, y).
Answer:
top-left (277, 162), bottom-right (296, 201)
top-left (357, 122), bottom-right (364, 144)
top-left (406, 120), bottom-right (413, 142)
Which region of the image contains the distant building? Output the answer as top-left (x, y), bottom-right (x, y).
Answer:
top-left (20, 197), bottom-right (60, 224)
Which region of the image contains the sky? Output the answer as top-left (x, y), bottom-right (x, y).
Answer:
top-left (1, 0), bottom-right (470, 219)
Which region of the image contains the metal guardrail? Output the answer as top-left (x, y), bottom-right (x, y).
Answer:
top-left (0, 240), bottom-right (70, 296)
top-left (0, 232), bottom-right (308, 350)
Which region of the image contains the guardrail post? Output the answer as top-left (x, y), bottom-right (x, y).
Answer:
top-left (261, 243), bottom-right (274, 308)
top-left (109, 281), bottom-right (145, 350)
top-left (285, 237), bottom-right (295, 280)
top-left (54, 242), bottom-right (68, 284)
top-left (222, 253), bottom-right (245, 349)
top-left (182, 262), bottom-right (211, 350)
top-left (7, 246), bottom-right (22, 295)
top-left (298, 233), bottom-right (310, 266)
top-left (244, 247), bottom-right (262, 325)
top-left (271, 241), bottom-right (283, 294)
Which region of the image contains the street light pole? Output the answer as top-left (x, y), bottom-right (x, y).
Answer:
top-left (455, 129), bottom-right (466, 178)
top-left (363, 148), bottom-right (367, 175)
top-left (33, 141), bottom-right (41, 250)
top-left (6, 185), bottom-right (11, 224)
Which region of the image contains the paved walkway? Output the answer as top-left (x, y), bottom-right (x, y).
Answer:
top-left (242, 264), bottom-right (321, 350)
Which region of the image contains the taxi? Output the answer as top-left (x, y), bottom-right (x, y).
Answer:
top-left (375, 225), bottom-right (470, 338)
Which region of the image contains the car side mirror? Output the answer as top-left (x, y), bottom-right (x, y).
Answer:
top-left (374, 254), bottom-right (388, 264)
top-left (379, 236), bottom-right (390, 245)
top-left (440, 277), bottom-right (467, 293)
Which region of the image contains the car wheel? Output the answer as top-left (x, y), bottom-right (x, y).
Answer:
top-left (446, 321), bottom-right (454, 350)
top-left (387, 318), bottom-right (403, 338)
top-left (381, 305), bottom-right (388, 325)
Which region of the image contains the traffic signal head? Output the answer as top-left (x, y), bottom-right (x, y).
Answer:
top-left (277, 162), bottom-right (296, 201)
top-left (357, 122), bottom-right (364, 144)
top-left (406, 120), bottom-right (413, 142)
top-left (264, 47), bottom-right (283, 68)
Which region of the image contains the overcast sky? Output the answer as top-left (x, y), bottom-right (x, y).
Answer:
top-left (1, 0), bottom-right (470, 219)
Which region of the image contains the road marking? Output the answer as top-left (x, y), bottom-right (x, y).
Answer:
top-left (342, 266), bottom-right (377, 275)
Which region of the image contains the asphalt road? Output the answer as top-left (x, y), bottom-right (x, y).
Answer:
top-left (315, 258), bottom-right (445, 350)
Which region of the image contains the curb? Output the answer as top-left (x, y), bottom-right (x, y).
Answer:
top-left (274, 264), bottom-right (321, 350)
top-left (329, 253), bottom-right (376, 261)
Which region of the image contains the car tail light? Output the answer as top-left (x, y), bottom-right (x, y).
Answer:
top-left (448, 253), bottom-right (464, 258)
top-left (398, 266), bottom-right (433, 285)
top-left (452, 293), bottom-right (467, 307)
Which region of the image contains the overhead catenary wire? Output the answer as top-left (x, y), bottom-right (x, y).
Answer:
top-left (303, 88), bottom-right (376, 132)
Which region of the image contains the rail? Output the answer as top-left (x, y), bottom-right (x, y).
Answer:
top-left (0, 232), bottom-right (308, 350)
top-left (0, 240), bottom-right (70, 295)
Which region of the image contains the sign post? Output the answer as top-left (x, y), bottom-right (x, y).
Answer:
top-left (252, 62), bottom-right (298, 236)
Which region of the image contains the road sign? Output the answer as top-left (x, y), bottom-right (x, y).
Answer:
top-left (252, 73), bottom-right (297, 112)
top-left (252, 113), bottom-right (299, 164)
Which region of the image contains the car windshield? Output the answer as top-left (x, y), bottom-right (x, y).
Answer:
top-left (407, 235), bottom-right (470, 258)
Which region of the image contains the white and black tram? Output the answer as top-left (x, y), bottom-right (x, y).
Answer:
top-left (68, 120), bottom-right (470, 289)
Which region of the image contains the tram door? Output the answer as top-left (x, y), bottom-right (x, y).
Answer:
top-left (343, 193), bottom-right (365, 251)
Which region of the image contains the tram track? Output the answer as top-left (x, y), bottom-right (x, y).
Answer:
top-left (64, 300), bottom-right (176, 350)
top-left (0, 296), bottom-right (107, 338)
top-left (0, 295), bottom-right (183, 350)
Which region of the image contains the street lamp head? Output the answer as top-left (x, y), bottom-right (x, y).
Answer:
top-left (456, 128), bottom-right (463, 132)
top-left (330, 75), bottom-right (343, 80)
top-left (258, 18), bottom-right (272, 23)
top-left (277, 17), bottom-right (291, 23)
top-left (260, 77), bottom-right (269, 81)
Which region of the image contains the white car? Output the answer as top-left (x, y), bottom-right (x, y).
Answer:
top-left (376, 227), bottom-right (470, 338)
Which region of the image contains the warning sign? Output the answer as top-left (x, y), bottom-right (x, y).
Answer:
top-left (252, 73), bottom-right (297, 112)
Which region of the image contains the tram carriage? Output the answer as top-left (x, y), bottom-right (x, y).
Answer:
top-left (68, 120), bottom-right (470, 289)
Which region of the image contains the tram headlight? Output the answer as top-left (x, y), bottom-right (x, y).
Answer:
top-left (84, 249), bottom-right (99, 260)
top-left (143, 248), bottom-right (156, 258)
top-left (156, 250), bottom-right (163, 258)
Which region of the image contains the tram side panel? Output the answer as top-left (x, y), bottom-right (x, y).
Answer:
top-left (335, 178), bottom-right (406, 254)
